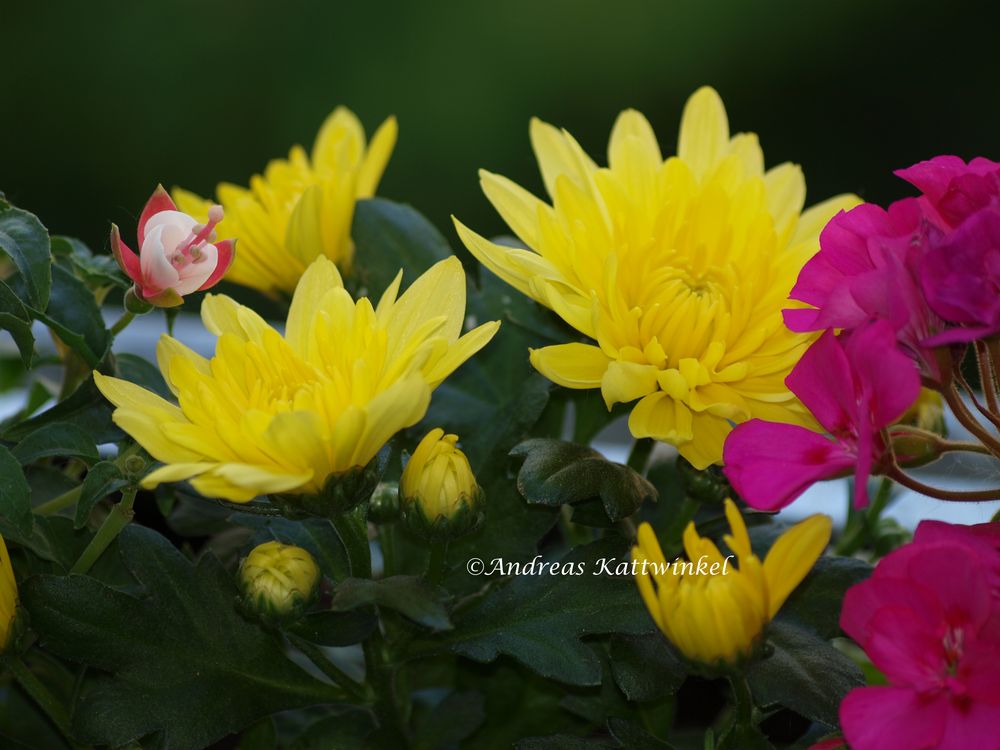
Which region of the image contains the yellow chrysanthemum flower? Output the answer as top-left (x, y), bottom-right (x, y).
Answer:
top-left (455, 87), bottom-right (859, 468)
top-left (632, 499), bottom-right (831, 666)
top-left (95, 256), bottom-right (499, 502)
top-left (174, 107), bottom-right (397, 296)
top-left (1, 534), bottom-right (18, 653)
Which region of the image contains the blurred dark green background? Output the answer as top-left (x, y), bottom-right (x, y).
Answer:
top-left (5, 0), bottom-right (999, 253)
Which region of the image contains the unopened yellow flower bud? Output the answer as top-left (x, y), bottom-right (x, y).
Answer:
top-left (239, 541), bottom-right (320, 620)
top-left (1, 535), bottom-right (19, 654)
top-left (399, 428), bottom-right (484, 541)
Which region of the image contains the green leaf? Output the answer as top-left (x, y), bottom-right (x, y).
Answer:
top-left (12, 422), bottom-right (99, 465)
top-left (0, 202), bottom-right (51, 309)
top-left (607, 718), bottom-right (677, 749)
top-left (608, 634), bottom-right (686, 702)
top-left (50, 236), bottom-right (128, 290)
top-left (351, 198), bottom-right (453, 296)
top-left (781, 556), bottom-right (872, 639)
top-left (446, 537), bottom-right (652, 685)
top-left (512, 439), bottom-right (657, 523)
top-left (0, 515), bottom-right (94, 572)
top-left (75, 460), bottom-right (128, 528)
top-left (236, 515), bottom-right (353, 581)
top-left (413, 691), bottom-right (486, 750)
top-left (1, 376), bottom-right (119, 444)
top-left (517, 737), bottom-right (612, 749)
top-left (114, 353), bottom-right (172, 399)
top-left (0, 444), bottom-right (32, 535)
top-left (285, 609), bottom-right (377, 647)
top-left (28, 264), bottom-right (109, 366)
top-left (747, 620), bottom-right (864, 727)
top-left (287, 710), bottom-right (376, 750)
top-left (0, 277), bottom-right (34, 366)
top-left (330, 575), bottom-right (452, 631)
top-left (21, 525), bottom-right (345, 750)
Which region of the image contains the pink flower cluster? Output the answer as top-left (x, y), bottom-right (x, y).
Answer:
top-left (839, 521), bottom-right (1000, 750)
top-left (724, 156), bottom-right (1000, 510)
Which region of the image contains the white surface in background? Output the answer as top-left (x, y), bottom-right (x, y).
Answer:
top-left (3, 311), bottom-right (999, 529)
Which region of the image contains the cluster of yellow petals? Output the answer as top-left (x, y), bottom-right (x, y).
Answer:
top-left (239, 541), bottom-right (321, 616)
top-left (95, 256), bottom-right (499, 502)
top-left (455, 87), bottom-right (859, 468)
top-left (0, 534), bottom-right (17, 653)
top-left (174, 107), bottom-right (397, 296)
top-left (633, 500), bottom-right (831, 666)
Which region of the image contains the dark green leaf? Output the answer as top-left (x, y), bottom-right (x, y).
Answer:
top-left (747, 620), bottom-right (864, 728)
top-left (1, 376), bottom-right (120, 444)
top-left (1, 514), bottom-right (103, 574)
top-left (0, 277), bottom-right (34, 367)
top-left (236, 515), bottom-right (352, 581)
top-left (447, 537), bottom-right (652, 685)
top-left (287, 710), bottom-right (375, 750)
top-left (114, 353), bottom-right (171, 399)
top-left (28, 264), bottom-right (109, 366)
top-left (512, 439), bottom-right (656, 522)
top-left (12, 422), bottom-right (99, 465)
top-left (607, 718), bottom-right (677, 749)
top-left (285, 609), bottom-right (377, 647)
top-left (781, 556), bottom-right (872, 639)
top-left (0, 202), bottom-right (51, 309)
top-left (21, 525), bottom-right (344, 750)
top-left (238, 717), bottom-right (277, 750)
top-left (51, 236), bottom-right (128, 290)
top-left (75, 461), bottom-right (128, 528)
top-left (609, 634), bottom-right (686, 702)
top-left (0, 444), bottom-right (32, 535)
top-left (352, 198), bottom-right (453, 296)
top-left (330, 575), bottom-right (451, 631)
top-left (413, 691), bottom-right (485, 750)
top-left (517, 737), bottom-right (612, 749)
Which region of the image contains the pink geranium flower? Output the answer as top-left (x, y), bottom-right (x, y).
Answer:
top-left (896, 157), bottom-right (1000, 346)
top-left (839, 521), bottom-right (1000, 750)
top-left (111, 185), bottom-right (235, 307)
top-left (723, 321), bottom-right (920, 510)
top-left (783, 198), bottom-right (947, 381)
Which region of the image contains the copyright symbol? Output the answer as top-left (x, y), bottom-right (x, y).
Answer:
top-left (467, 558), bottom-right (485, 575)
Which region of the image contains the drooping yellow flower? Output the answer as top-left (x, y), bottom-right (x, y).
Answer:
top-left (0, 534), bottom-right (18, 653)
top-left (174, 107), bottom-right (397, 296)
top-left (632, 499), bottom-right (831, 666)
top-left (239, 541), bottom-right (320, 619)
top-left (95, 256), bottom-right (499, 502)
top-left (400, 428), bottom-right (484, 540)
top-left (455, 87), bottom-right (859, 468)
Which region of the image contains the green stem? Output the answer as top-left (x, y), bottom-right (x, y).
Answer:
top-left (331, 506), bottom-right (372, 579)
top-left (627, 437), bottom-right (654, 474)
top-left (380, 525), bottom-right (398, 579)
top-left (35, 486), bottom-right (83, 516)
top-left (426, 542), bottom-right (448, 585)
top-left (108, 310), bottom-right (136, 337)
top-left (287, 634), bottom-right (368, 702)
top-left (728, 673), bottom-right (755, 736)
top-left (6, 655), bottom-right (77, 746)
top-left (70, 487), bottom-right (137, 575)
top-left (363, 634), bottom-right (409, 747)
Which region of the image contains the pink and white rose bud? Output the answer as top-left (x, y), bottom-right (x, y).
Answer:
top-left (111, 185), bottom-right (235, 307)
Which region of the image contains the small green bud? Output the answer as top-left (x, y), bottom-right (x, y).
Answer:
top-left (677, 456), bottom-right (731, 505)
top-left (123, 287), bottom-right (155, 315)
top-left (368, 481), bottom-right (401, 524)
top-left (238, 541), bottom-right (320, 621)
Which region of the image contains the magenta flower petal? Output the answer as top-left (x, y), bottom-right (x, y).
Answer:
top-left (841, 686), bottom-right (947, 750)
top-left (843, 321), bottom-right (922, 428)
top-left (723, 420), bottom-right (855, 511)
top-left (784, 330), bottom-right (855, 434)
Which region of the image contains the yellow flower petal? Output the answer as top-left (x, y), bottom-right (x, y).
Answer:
top-left (529, 343), bottom-right (611, 390)
top-left (762, 514), bottom-right (832, 618)
top-left (356, 116), bottom-right (398, 198)
top-left (677, 86), bottom-right (729, 179)
top-left (285, 255), bottom-right (344, 357)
